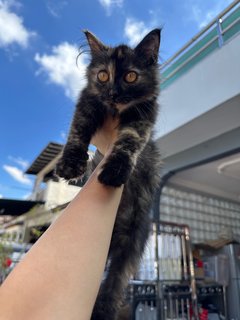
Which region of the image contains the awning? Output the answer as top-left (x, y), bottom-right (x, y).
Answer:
top-left (25, 142), bottom-right (63, 175)
top-left (0, 199), bottom-right (44, 216)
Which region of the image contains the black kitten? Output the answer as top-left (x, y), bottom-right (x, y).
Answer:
top-left (56, 29), bottom-right (161, 320)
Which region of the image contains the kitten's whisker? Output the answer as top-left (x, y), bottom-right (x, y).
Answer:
top-left (76, 42), bottom-right (91, 67)
top-left (136, 101), bottom-right (153, 120)
top-left (135, 105), bottom-right (145, 119)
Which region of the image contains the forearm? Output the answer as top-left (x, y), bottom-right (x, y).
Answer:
top-left (0, 163), bottom-right (123, 320)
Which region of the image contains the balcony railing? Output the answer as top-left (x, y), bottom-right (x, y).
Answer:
top-left (161, 0), bottom-right (240, 89)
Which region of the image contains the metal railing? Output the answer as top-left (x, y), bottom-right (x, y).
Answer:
top-left (161, 0), bottom-right (240, 89)
top-left (129, 221), bottom-right (199, 319)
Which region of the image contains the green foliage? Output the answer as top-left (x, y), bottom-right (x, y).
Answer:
top-left (0, 236), bottom-right (13, 282)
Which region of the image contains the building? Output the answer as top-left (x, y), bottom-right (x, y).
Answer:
top-left (1, 143), bottom-right (84, 243)
top-left (151, 0), bottom-right (240, 244)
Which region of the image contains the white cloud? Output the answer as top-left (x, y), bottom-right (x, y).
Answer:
top-left (0, 0), bottom-right (35, 48)
top-left (0, 194), bottom-right (3, 199)
top-left (8, 156), bottom-right (29, 169)
top-left (124, 18), bottom-right (150, 47)
top-left (35, 42), bottom-right (87, 101)
top-left (98, 0), bottom-right (123, 15)
top-left (189, 0), bottom-right (232, 29)
top-left (46, 0), bottom-right (68, 18)
top-left (3, 165), bottom-right (32, 185)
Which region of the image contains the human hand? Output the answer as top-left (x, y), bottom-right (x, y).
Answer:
top-left (91, 115), bottom-right (119, 156)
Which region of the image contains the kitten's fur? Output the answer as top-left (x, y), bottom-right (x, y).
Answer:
top-left (56, 29), bottom-right (161, 320)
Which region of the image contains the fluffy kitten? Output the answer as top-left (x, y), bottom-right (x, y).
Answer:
top-left (56, 29), bottom-right (161, 320)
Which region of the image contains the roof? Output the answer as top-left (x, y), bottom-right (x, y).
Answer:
top-left (26, 142), bottom-right (63, 175)
top-left (0, 199), bottom-right (44, 216)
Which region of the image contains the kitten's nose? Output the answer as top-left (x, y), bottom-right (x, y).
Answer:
top-left (109, 88), bottom-right (118, 99)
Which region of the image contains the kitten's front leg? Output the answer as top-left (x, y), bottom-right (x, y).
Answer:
top-left (56, 94), bottom-right (106, 180)
top-left (98, 122), bottom-right (151, 187)
top-left (56, 142), bottom-right (89, 181)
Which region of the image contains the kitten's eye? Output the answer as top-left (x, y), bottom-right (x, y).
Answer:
top-left (97, 70), bottom-right (109, 83)
top-left (124, 71), bottom-right (138, 83)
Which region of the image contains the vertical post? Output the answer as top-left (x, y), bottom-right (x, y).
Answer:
top-left (223, 285), bottom-right (228, 319)
top-left (153, 222), bottom-right (161, 320)
top-left (216, 18), bottom-right (224, 47)
top-left (153, 223), bottom-right (159, 283)
top-left (129, 283), bottom-right (135, 320)
top-left (185, 226), bottom-right (199, 320)
top-left (181, 233), bottom-right (188, 281)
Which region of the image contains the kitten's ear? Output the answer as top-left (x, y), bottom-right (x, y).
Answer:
top-left (134, 28), bottom-right (161, 65)
top-left (83, 30), bottom-right (107, 55)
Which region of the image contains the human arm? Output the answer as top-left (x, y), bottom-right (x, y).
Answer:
top-left (0, 116), bottom-right (122, 320)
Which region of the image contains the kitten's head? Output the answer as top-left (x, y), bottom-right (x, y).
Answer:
top-left (84, 29), bottom-right (161, 112)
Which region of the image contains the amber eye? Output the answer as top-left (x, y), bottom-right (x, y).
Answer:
top-left (97, 70), bottom-right (109, 82)
top-left (124, 71), bottom-right (138, 83)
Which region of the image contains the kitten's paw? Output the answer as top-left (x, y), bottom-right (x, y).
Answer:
top-left (55, 148), bottom-right (88, 180)
top-left (55, 158), bottom-right (87, 180)
top-left (98, 153), bottom-right (132, 187)
top-left (55, 159), bottom-right (87, 180)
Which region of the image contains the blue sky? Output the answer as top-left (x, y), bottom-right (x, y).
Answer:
top-left (0, 0), bottom-right (232, 200)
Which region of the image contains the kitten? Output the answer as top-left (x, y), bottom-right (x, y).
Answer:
top-left (56, 29), bottom-right (161, 320)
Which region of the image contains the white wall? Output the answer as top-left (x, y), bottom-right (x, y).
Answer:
top-left (157, 96), bottom-right (240, 159)
top-left (44, 180), bottom-right (80, 209)
top-left (155, 33), bottom-right (240, 139)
